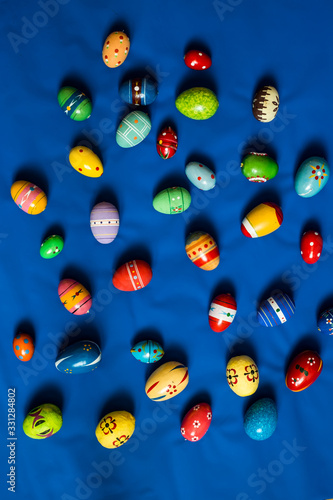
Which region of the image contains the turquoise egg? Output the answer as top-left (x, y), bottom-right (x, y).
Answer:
top-left (185, 162), bottom-right (216, 191)
top-left (295, 156), bottom-right (330, 198)
top-left (244, 398), bottom-right (277, 441)
top-left (130, 340), bottom-right (164, 363)
top-left (116, 111), bottom-right (151, 148)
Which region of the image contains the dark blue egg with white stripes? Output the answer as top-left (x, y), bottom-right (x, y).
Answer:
top-left (257, 292), bottom-right (295, 327)
top-left (55, 340), bottom-right (101, 374)
top-left (119, 77), bottom-right (157, 106)
top-left (317, 308), bottom-right (333, 335)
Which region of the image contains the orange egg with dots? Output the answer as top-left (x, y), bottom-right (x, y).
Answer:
top-left (102, 31), bottom-right (130, 68)
top-left (13, 333), bottom-right (34, 361)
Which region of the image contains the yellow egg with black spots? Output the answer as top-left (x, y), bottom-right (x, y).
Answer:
top-left (69, 146), bottom-right (103, 178)
top-left (95, 411), bottom-right (135, 449)
top-left (226, 355), bottom-right (259, 397)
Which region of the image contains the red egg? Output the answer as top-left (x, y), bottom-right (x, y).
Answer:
top-left (285, 350), bottom-right (323, 392)
top-left (112, 260), bottom-right (152, 291)
top-left (300, 230), bottom-right (323, 264)
top-left (184, 50), bottom-right (212, 70)
top-left (180, 403), bottom-right (212, 442)
top-left (13, 333), bottom-right (34, 361)
top-left (209, 293), bottom-right (237, 332)
top-left (156, 126), bottom-right (178, 160)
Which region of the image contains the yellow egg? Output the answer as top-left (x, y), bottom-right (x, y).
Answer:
top-left (226, 355), bottom-right (259, 397)
top-left (102, 31), bottom-right (130, 68)
top-left (95, 411), bottom-right (135, 449)
top-left (145, 361), bottom-right (189, 401)
top-left (69, 146), bottom-right (103, 178)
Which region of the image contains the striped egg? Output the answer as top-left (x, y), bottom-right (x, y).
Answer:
top-left (185, 231), bottom-right (219, 271)
top-left (257, 292), bottom-right (295, 327)
top-left (241, 202), bottom-right (283, 238)
top-left (58, 279), bottom-right (92, 315)
top-left (57, 86), bottom-right (92, 121)
top-left (209, 293), bottom-right (237, 332)
top-left (153, 187), bottom-right (191, 214)
top-left (116, 111), bottom-right (151, 148)
top-left (90, 202), bottom-right (119, 244)
top-left (112, 260), bottom-right (152, 291)
top-left (11, 180), bottom-right (47, 215)
top-left (119, 77), bottom-right (157, 105)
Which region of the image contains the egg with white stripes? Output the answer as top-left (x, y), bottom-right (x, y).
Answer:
top-left (116, 111), bottom-right (151, 148)
top-left (257, 292), bottom-right (295, 327)
top-left (241, 202), bottom-right (283, 238)
top-left (55, 340), bottom-right (101, 374)
top-left (209, 293), bottom-right (237, 332)
top-left (112, 260), bottom-right (152, 291)
top-left (90, 202), bottom-right (119, 244)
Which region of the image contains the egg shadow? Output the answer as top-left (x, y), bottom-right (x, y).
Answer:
top-left (284, 334), bottom-right (321, 374)
top-left (97, 390), bottom-right (135, 422)
top-left (225, 340), bottom-right (258, 367)
top-left (185, 217), bottom-right (219, 250)
top-left (294, 142), bottom-right (328, 177)
top-left (60, 265), bottom-right (93, 297)
top-left (243, 383), bottom-right (277, 417)
top-left (14, 320), bottom-right (35, 343)
top-left (91, 187), bottom-right (119, 212)
top-left (114, 245), bottom-right (152, 270)
top-left (13, 167), bottom-right (49, 197)
top-left (154, 173), bottom-right (190, 196)
top-left (120, 67), bottom-right (158, 86)
top-left (240, 141), bottom-right (277, 161)
top-left (70, 133), bottom-right (104, 165)
top-left (252, 75), bottom-right (279, 97)
top-left (132, 328), bottom-right (164, 348)
top-left (258, 277), bottom-right (294, 306)
top-left (184, 40), bottom-right (212, 59)
top-left (241, 189), bottom-right (282, 221)
top-left (175, 74), bottom-right (218, 99)
top-left (301, 219), bottom-right (322, 235)
top-left (41, 224), bottom-right (65, 243)
top-left (181, 391), bottom-right (212, 422)
top-left (145, 343), bottom-right (188, 380)
top-left (102, 21), bottom-right (131, 45)
top-left (317, 293), bottom-right (333, 317)
top-left (59, 76), bottom-right (92, 103)
top-left (25, 385), bottom-right (64, 414)
top-left (57, 324), bottom-right (102, 352)
top-left (209, 279), bottom-right (237, 308)
top-left (185, 152), bottom-right (215, 173)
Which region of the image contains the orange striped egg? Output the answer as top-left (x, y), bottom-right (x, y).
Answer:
top-left (112, 260), bottom-right (152, 291)
top-left (185, 231), bottom-right (220, 270)
top-left (58, 279), bottom-right (92, 315)
top-left (11, 181), bottom-right (47, 215)
top-left (145, 361), bottom-right (189, 401)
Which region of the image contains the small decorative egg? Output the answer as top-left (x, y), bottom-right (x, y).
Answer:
top-left (285, 350), bottom-right (322, 392)
top-left (257, 291), bottom-right (295, 327)
top-left (40, 235), bottom-right (64, 259)
top-left (90, 202), bottom-right (119, 244)
top-left (102, 31), bottom-right (130, 68)
top-left (69, 146), bottom-right (103, 178)
top-left (57, 86), bottom-right (92, 121)
top-left (226, 355), bottom-right (259, 397)
top-left (317, 308), bottom-right (333, 335)
top-left (295, 156), bottom-right (330, 198)
top-left (156, 126), bottom-right (178, 159)
top-left (241, 152), bottom-right (278, 182)
top-left (119, 77), bottom-right (157, 105)
top-left (209, 293), bottom-right (237, 332)
top-left (13, 333), bottom-right (34, 361)
top-left (153, 187), bottom-right (191, 214)
top-left (116, 110), bottom-right (151, 148)
top-left (112, 260), bottom-right (152, 292)
top-left (252, 85), bottom-right (279, 122)
top-left (181, 403), bottom-right (212, 442)
top-left (131, 340), bottom-right (164, 363)
top-left (300, 230), bottom-right (323, 264)
top-left (23, 403), bottom-right (62, 439)
top-left (55, 340), bottom-right (101, 374)
top-left (184, 50), bottom-right (212, 70)
top-left (175, 87), bottom-right (219, 120)
top-left (58, 279), bottom-right (92, 315)
top-left (11, 180), bottom-right (47, 215)
top-left (145, 361), bottom-right (189, 401)
top-left (185, 231), bottom-right (219, 271)
top-left (185, 161), bottom-right (216, 190)
top-left (241, 202), bottom-right (283, 238)
top-left (96, 411), bottom-right (135, 449)
top-left (244, 398), bottom-right (277, 441)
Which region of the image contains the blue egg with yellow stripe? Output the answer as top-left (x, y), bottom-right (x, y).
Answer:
top-left (55, 340), bottom-right (101, 374)
top-left (131, 340), bottom-right (164, 363)
top-left (119, 77), bottom-right (157, 106)
top-left (257, 291), bottom-right (295, 327)
top-left (116, 111), bottom-right (151, 148)
top-left (57, 86), bottom-right (92, 121)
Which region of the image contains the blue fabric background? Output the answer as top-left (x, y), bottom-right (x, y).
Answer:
top-left (1, 0), bottom-right (333, 499)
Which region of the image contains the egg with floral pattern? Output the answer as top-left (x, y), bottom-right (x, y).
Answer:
top-left (102, 31), bottom-right (130, 68)
top-left (96, 411), bottom-right (135, 449)
top-left (318, 308), bottom-right (333, 335)
top-left (295, 156), bottom-right (330, 198)
top-left (181, 403), bottom-right (212, 442)
top-left (285, 350), bottom-right (322, 392)
top-left (145, 361), bottom-right (189, 401)
top-left (226, 355), bottom-right (259, 397)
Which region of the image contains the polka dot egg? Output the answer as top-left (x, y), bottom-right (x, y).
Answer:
top-left (185, 161), bottom-right (216, 190)
top-left (102, 31), bottom-right (130, 68)
top-left (13, 333), bottom-right (34, 361)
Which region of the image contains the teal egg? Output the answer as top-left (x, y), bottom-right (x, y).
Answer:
top-left (175, 87), bottom-right (219, 120)
top-left (116, 111), bottom-right (151, 148)
top-left (130, 340), bottom-right (164, 363)
top-left (244, 398), bottom-right (277, 441)
top-left (295, 156), bottom-right (330, 197)
top-left (40, 235), bottom-right (64, 259)
top-left (185, 162), bottom-right (216, 190)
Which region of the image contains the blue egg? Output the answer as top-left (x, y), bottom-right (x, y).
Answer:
top-left (244, 398), bottom-right (277, 441)
top-left (185, 161), bottom-right (216, 191)
top-left (295, 156), bottom-right (330, 198)
top-left (257, 291), bottom-right (295, 327)
top-left (131, 340), bottom-right (164, 363)
top-left (317, 308), bottom-right (333, 335)
top-left (55, 340), bottom-right (101, 374)
top-left (119, 77), bottom-right (157, 106)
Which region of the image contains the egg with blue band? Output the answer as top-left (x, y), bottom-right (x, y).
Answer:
top-left (257, 292), bottom-right (295, 327)
top-left (119, 77), bottom-right (157, 106)
top-left (55, 340), bottom-right (101, 374)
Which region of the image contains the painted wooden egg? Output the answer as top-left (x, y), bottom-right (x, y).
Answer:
top-left (181, 403), bottom-right (212, 442)
top-left (112, 260), bottom-right (152, 291)
top-left (58, 279), bottom-right (92, 315)
top-left (184, 50), bottom-right (212, 70)
top-left (257, 291), bottom-right (295, 327)
top-left (300, 230), bottom-right (323, 264)
top-left (119, 77), bottom-right (157, 106)
top-left (156, 126), bottom-right (178, 160)
top-left (153, 187), bottom-right (191, 214)
top-left (295, 156), bottom-right (330, 198)
top-left (209, 293), bottom-right (237, 332)
top-left (23, 404), bottom-right (62, 439)
top-left (116, 110), bottom-right (151, 148)
top-left (175, 87), bottom-right (219, 120)
top-left (285, 350), bottom-right (323, 392)
top-left (241, 153), bottom-right (278, 182)
top-left (145, 361), bottom-right (189, 401)
top-left (241, 202), bottom-right (283, 238)
top-left (13, 333), bottom-right (34, 361)
top-left (69, 146), bottom-right (103, 178)
top-left (55, 340), bottom-right (101, 374)
top-left (11, 180), bottom-right (47, 215)
top-left (252, 85), bottom-right (279, 122)
top-left (131, 340), bottom-right (164, 363)
top-left (90, 202), bottom-right (119, 244)
top-left (317, 308), bottom-right (333, 335)
top-left (40, 235), bottom-right (64, 259)
top-left (244, 398), bottom-right (277, 441)
top-left (185, 231), bottom-right (219, 271)
top-left (102, 31), bottom-right (130, 68)
top-left (57, 86), bottom-right (92, 121)
top-left (226, 355), bottom-right (259, 397)
top-left (96, 411), bottom-right (135, 449)
top-left (185, 161), bottom-right (216, 190)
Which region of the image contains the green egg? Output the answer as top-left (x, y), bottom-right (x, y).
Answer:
top-left (57, 86), bottom-right (92, 121)
top-left (153, 187), bottom-right (191, 214)
top-left (175, 87), bottom-right (219, 120)
top-left (23, 403), bottom-right (62, 439)
top-left (40, 235), bottom-right (64, 259)
top-left (241, 153), bottom-right (279, 183)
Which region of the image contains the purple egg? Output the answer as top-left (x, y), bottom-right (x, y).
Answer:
top-left (90, 202), bottom-right (119, 244)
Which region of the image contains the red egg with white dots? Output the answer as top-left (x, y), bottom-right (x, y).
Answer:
top-left (181, 403), bottom-right (212, 442)
top-left (156, 126), bottom-right (178, 159)
top-left (300, 230), bottom-right (323, 264)
top-left (184, 50), bottom-right (212, 70)
top-left (102, 31), bottom-right (130, 68)
top-left (69, 146), bottom-right (103, 178)
top-left (13, 333), bottom-right (34, 362)
top-left (185, 161), bottom-right (216, 191)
